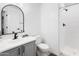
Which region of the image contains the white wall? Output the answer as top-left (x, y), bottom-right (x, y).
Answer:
top-left (41, 3), bottom-right (59, 54)
top-left (22, 3), bottom-right (41, 35)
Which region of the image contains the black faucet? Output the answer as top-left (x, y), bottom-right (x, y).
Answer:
top-left (12, 32), bottom-right (18, 40)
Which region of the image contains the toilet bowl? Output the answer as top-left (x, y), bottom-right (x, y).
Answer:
top-left (37, 43), bottom-right (50, 56)
top-left (35, 35), bottom-right (50, 56)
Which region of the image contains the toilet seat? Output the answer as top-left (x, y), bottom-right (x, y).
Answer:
top-left (37, 43), bottom-right (49, 52)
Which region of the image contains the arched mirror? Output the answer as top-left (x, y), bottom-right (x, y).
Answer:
top-left (1, 4), bottom-right (24, 35)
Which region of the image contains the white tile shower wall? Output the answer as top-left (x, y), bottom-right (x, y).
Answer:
top-left (60, 4), bottom-right (79, 53)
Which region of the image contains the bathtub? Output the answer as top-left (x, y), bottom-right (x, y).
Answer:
top-left (60, 46), bottom-right (79, 56)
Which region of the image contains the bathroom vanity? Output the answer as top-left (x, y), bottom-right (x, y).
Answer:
top-left (0, 4), bottom-right (36, 56)
top-left (0, 36), bottom-right (37, 56)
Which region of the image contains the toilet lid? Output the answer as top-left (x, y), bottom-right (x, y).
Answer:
top-left (37, 43), bottom-right (49, 50)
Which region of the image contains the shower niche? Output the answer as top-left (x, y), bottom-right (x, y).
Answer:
top-left (1, 4), bottom-right (24, 35)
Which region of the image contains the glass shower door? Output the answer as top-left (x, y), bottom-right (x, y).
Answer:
top-left (60, 4), bottom-right (79, 56)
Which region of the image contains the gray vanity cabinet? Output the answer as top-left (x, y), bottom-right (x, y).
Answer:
top-left (0, 41), bottom-right (36, 56)
top-left (0, 47), bottom-right (20, 56)
top-left (23, 41), bottom-right (36, 56)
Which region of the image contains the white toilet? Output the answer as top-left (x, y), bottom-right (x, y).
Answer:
top-left (35, 35), bottom-right (50, 56)
top-left (37, 43), bottom-right (50, 56)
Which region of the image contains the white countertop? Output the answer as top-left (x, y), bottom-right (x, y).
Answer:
top-left (0, 36), bottom-right (37, 53)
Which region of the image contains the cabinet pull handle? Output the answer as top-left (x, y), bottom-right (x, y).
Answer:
top-left (23, 46), bottom-right (25, 54)
top-left (18, 48), bottom-right (20, 55)
top-left (21, 45), bottom-right (25, 55)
